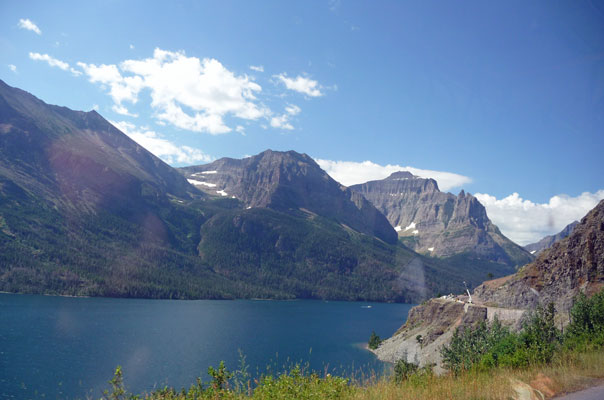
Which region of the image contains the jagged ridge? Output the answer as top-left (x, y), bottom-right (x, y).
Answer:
top-left (350, 171), bottom-right (533, 266)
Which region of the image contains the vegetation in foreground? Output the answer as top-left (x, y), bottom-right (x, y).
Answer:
top-left (98, 290), bottom-right (604, 399)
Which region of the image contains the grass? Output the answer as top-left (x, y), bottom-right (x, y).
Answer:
top-left (100, 349), bottom-right (604, 400)
top-left (350, 350), bottom-right (604, 400)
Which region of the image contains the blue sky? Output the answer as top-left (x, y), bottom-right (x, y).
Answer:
top-left (1, 0), bottom-right (603, 244)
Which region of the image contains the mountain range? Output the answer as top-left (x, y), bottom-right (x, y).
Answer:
top-left (0, 80), bottom-right (528, 301)
top-left (524, 220), bottom-right (579, 256)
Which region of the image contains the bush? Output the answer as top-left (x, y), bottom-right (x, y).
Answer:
top-left (393, 359), bottom-right (418, 383)
top-left (565, 290), bottom-right (604, 350)
top-left (516, 303), bottom-right (560, 365)
top-left (441, 304), bottom-right (562, 374)
top-left (441, 318), bottom-right (510, 374)
top-left (392, 359), bottom-right (433, 387)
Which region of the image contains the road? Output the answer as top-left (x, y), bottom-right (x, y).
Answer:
top-left (554, 384), bottom-right (604, 400)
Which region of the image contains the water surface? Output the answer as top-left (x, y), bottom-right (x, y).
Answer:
top-left (0, 293), bottom-right (413, 399)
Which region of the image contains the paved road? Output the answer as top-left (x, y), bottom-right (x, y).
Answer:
top-left (554, 384), bottom-right (604, 399)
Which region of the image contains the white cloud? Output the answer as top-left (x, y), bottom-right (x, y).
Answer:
top-left (112, 104), bottom-right (138, 117)
top-left (110, 120), bottom-right (213, 165)
top-left (37, 48), bottom-right (326, 133)
top-left (315, 159), bottom-right (472, 192)
top-left (249, 65), bottom-right (264, 72)
top-left (77, 62), bottom-right (143, 104)
top-left (91, 104), bottom-right (99, 111)
top-left (8, 64), bottom-right (17, 73)
top-left (275, 73), bottom-right (323, 97)
top-left (129, 44), bottom-right (135, 49)
top-left (285, 104), bottom-right (301, 115)
top-left (270, 114), bottom-right (294, 130)
top-left (18, 18), bottom-right (41, 35)
top-left (29, 52), bottom-right (81, 76)
top-left (30, 52), bottom-right (69, 70)
top-left (474, 191), bottom-right (604, 245)
top-left (78, 48), bottom-right (268, 134)
top-left (270, 104), bottom-right (301, 131)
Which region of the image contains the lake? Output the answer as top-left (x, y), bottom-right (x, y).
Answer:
top-left (0, 293), bottom-right (413, 399)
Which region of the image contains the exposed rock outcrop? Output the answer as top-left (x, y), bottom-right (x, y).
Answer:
top-left (474, 200), bottom-right (604, 313)
top-left (373, 297), bottom-right (525, 373)
top-left (374, 200), bottom-right (604, 371)
top-left (350, 171), bottom-right (533, 266)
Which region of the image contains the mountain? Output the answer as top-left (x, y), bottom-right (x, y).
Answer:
top-left (524, 220), bottom-right (579, 256)
top-left (179, 150), bottom-right (397, 244)
top-left (0, 79), bottom-right (257, 299)
top-left (474, 200), bottom-right (604, 313)
top-left (0, 81), bottom-right (518, 302)
top-left (349, 171), bottom-right (533, 267)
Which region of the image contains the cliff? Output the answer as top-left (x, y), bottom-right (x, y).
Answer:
top-left (474, 200), bottom-right (604, 313)
top-left (350, 172), bottom-right (533, 266)
top-left (372, 297), bottom-right (525, 373)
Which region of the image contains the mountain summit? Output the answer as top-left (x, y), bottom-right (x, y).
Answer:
top-left (350, 171), bottom-right (533, 266)
top-left (179, 150), bottom-right (398, 244)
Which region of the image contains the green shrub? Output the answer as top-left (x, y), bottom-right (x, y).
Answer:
top-left (393, 359), bottom-right (418, 383)
top-left (565, 290), bottom-right (604, 350)
top-left (441, 304), bottom-right (562, 374)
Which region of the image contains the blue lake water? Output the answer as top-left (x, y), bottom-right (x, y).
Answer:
top-left (0, 293), bottom-right (413, 399)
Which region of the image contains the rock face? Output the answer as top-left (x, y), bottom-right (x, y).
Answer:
top-left (350, 171), bottom-right (533, 266)
top-left (524, 221), bottom-right (579, 256)
top-left (179, 150), bottom-right (397, 244)
top-left (375, 200), bottom-right (604, 371)
top-left (474, 200), bottom-right (604, 313)
top-left (373, 297), bottom-right (525, 373)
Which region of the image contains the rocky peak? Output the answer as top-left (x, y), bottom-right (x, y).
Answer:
top-left (386, 171), bottom-right (416, 180)
top-left (350, 172), bottom-right (533, 266)
top-left (179, 150), bottom-right (398, 244)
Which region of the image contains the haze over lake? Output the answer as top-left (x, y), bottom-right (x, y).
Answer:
top-left (0, 293), bottom-right (413, 399)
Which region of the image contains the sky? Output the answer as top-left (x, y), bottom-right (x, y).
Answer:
top-left (1, 0), bottom-right (603, 245)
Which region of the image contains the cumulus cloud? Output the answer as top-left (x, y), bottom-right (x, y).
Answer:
top-left (270, 104), bottom-right (301, 131)
top-left (110, 120), bottom-right (213, 165)
top-left (249, 65), bottom-right (264, 72)
top-left (315, 159), bottom-right (472, 192)
top-left (474, 191), bottom-right (604, 245)
top-left (76, 62), bottom-right (143, 104)
top-left (270, 115), bottom-right (294, 130)
top-left (18, 18), bottom-right (41, 35)
top-left (78, 48), bottom-right (269, 134)
top-left (275, 73), bottom-right (323, 97)
top-left (8, 64), bottom-right (17, 73)
top-left (29, 52), bottom-right (81, 76)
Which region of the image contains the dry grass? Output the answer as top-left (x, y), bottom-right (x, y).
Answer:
top-left (346, 350), bottom-right (604, 400)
